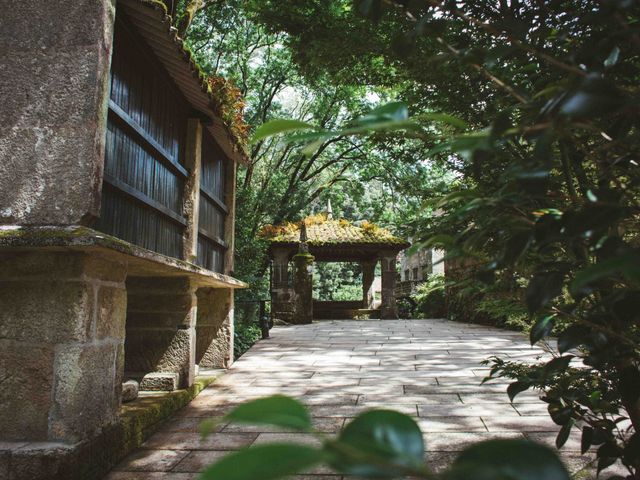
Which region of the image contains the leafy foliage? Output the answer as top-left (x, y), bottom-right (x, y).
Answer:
top-left (175, 0), bottom-right (640, 475)
top-left (233, 321), bottom-right (260, 360)
top-left (409, 273), bottom-right (447, 318)
top-left (247, 1), bottom-right (640, 476)
top-left (200, 394), bottom-right (571, 480)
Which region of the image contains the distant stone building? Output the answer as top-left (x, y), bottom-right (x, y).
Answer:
top-left (396, 245), bottom-right (445, 298)
top-left (0, 1), bottom-right (246, 478)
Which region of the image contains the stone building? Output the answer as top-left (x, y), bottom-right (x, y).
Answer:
top-left (261, 215), bottom-right (409, 321)
top-left (0, 1), bottom-right (246, 478)
top-left (396, 244), bottom-right (445, 298)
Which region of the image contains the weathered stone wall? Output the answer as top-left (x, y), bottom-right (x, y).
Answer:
top-left (0, 0), bottom-right (116, 225)
top-left (0, 250), bottom-right (127, 443)
top-left (125, 276), bottom-right (197, 390)
top-left (196, 287), bottom-right (234, 368)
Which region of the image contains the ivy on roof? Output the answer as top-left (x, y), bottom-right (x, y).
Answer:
top-left (259, 214), bottom-right (408, 246)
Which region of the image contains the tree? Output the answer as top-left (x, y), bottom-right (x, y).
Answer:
top-left (248, 1), bottom-right (640, 476)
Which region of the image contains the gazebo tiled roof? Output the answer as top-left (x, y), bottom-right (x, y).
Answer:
top-left (260, 214), bottom-right (409, 248)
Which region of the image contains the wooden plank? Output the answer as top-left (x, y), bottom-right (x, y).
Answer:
top-left (199, 186), bottom-right (228, 213)
top-left (108, 101), bottom-right (189, 178)
top-left (198, 227), bottom-right (227, 249)
top-left (104, 173), bottom-right (187, 226)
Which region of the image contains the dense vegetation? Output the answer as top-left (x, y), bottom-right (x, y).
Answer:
top-left (172, 0), bottom-right (640, 478)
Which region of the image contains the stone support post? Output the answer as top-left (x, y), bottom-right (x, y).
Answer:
top-left (0, 251), bottom-right (127, 443)
top-left (182, 118), bottom-right (202, 263)
top-left (0, 0), bottom-right (116, 226)
top-left (380, 252), bottom-right (399, 319)
top-left (196, 288), bottom-right (234, 369)
top-left (293, 253), bottom-right (314, 324)
top-left (125, 277), bottom-right (197, 390)
top-left (270, 248), bottom-right (296, 323)
top-left (362, 259), bottom-right (377, 309)
top-left (272, 248), bottom-right (291, 289)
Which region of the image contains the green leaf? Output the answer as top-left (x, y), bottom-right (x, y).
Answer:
top-left (559, 74), bottom-right (623, 118)
top-left (355, 102), bottom-right (409, 124)
top-left (548, 404), bottom-right (573, 426)
top-left (542, 355), bottom-right (574, 378)
top-left (530, 315), bottom-right (555, 345)
top-left (619, 366), bottom-right (640, 404)
top-left (570, 253), bottom-right (640, 297)
top-left (328, 409), bottom-right (425, 478)
top-left (526, 271), bottom-right (564, 313)
top-left (251, 119), bottom-right (317, 143)
top-left (581, 426), bottom-right (594, 454)
top-left (224, 395), bottom-right (312, 431)
top-left (449, 439), bottom-right (570, 480)
top-left (355, 0), bottom-right (383, 21)
top-left (604, 46), bottom-right (620, 68)
top-left (507, 381), bottom-right (531, 402)
top-left (199, 443), bottom-right (325, 480)
top-left (556, 419), bottom-right (574, 448)
top-left (415, 112), bottom-right (469, 129)
top-left (557, 325), bottom-right (589, 354)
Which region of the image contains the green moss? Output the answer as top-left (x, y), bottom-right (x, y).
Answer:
top-left (0, 226), bottom-right (138, 254)
top-left (40, 374), bottom-right (219, 480)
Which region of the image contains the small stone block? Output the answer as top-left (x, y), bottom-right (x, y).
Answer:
top-left (122, 380), bottom-right (139, 402)
top-left (140, 372), bottom-right (180, 391)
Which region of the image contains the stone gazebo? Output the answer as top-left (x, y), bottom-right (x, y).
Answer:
top-left (263, 214), bottom-right (409, 322)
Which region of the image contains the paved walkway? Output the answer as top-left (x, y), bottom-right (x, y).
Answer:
top-left (106, 319), bottom-right (594, 479)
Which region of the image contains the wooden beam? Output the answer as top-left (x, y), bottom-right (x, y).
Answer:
top-left (108, 101), bottom-right (189, 178)
top-left (223, 158), bottom-right (237, 275)
top-left (199, 185), bottom-right (228, 214)
top-left (182, 118), bottom-right (202, 262)
top-left (198, 227), bottom-right (227, 249)
top-left (103, 174), bottom-right (187, 226)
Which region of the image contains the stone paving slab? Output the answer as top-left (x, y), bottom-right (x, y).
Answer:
top-left (105, 319), bottom-right (610, 479)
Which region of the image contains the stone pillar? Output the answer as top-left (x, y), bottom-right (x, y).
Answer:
top-left (182, 118), bottom-right (202, 263)
top-left (272, 248), bottom-right (291, 288)
top-left (196, 288), bottom-right (234, 369)
top-left (0, 251), bottom-right (127, 443)
top-left (362, 259), bottom-right (376, 309)
top-left (293, 253), bottom-right (314, 324)
top-left (125, 277), bottom-right (197, 390)
top-left (380, 252), bottom-right (399, 320)
top-left (0, 0), bottom-right (116, 226)
top-left (270, 248), bottom-right (295, 323)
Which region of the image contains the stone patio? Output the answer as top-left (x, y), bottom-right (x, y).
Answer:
top-left (105, 319), bottom-right (598, 479)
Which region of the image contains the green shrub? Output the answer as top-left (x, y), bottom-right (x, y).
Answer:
top-left (412, 274), bottom-right (446, 318)
top-left (234, 321), bottom-right (261, 360)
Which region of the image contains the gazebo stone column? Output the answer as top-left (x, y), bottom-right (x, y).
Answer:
top-left (293, 252), bottom-right (314, 324)
top-left (362, 259), bottom-right (376, 309)
top-left (380, 251), bottom-right (399, 319)
top-left (125, 276), bottom-right (197, 390)
top-left (271, 247), bottom-right (295, 323)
